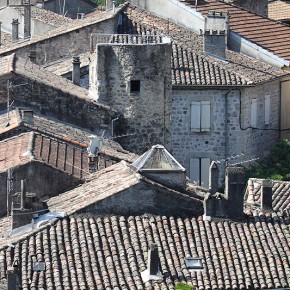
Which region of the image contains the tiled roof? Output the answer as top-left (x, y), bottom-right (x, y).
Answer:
top-left (0, 6), bottom-right (120, 54)
top-left (0, 132), bottom-right (32, 171)
top-left (121, 5), bottom-right (288, 86)
top-left (181, 0), bottom-right (290, 62)
top-left (0, 132), bottom-right (89, 179)
top-left (245, 178), bottom-right (290, 214)
top-left (0, 108), bottom-right (138, 163)
top-left (268, 0), bottom-right (290, 21)
top-left (47, 161), bottom-right (204, 215)
top-left (0, 212), bottom-right (289, 290)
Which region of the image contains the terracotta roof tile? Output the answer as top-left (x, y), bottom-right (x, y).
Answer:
top-left (0, 212), bottom-right (289, 289)
top-left (181, 0), bottom-right (290, 62)
top-left (269, 0), bottom-right (290, 21)
top-left (121, 5), bottom-right (288, 86)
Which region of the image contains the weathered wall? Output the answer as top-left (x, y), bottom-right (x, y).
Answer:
top-left (1, 74), bottom-right (115, 132)
top-left (0, 161), bottom-right (81, 216)
top-left (172, 81), bottom-right (280, 186)
top-left (223, 0), bottom-right (268, 17)
top-left (81, 181), bottom-right (203, 217)
top-left (1, 16), bottom-right (117, 65)
top-left (43, 0), bottom-right (96, 19)
top-left (90, 43), bottom-right (172, 153)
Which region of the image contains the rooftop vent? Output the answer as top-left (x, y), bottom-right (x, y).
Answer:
top-left (185, 257), bottom-right (204, 271)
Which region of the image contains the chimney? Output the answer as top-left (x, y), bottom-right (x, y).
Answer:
top-left (28, 50), bottom-right (37, 63)
top-left (225, 166), bottom-right (245, 218)
top-left (35, 0), bottom-right (43, 8)
top-left (209, 161), bottom-right (219, 194)
top-left (0, 22), bottom-right (2, 46)
top-left (7, 259), bottom-right (20, 290)
top-left (22, 109), bottom-right (34, 124)
top-left (20, 179), bottom-right (26, 209)
top-left (72, 56), bottom-right (81, 86)
top-left (11, 19), bottom-right (19, 43)
top-left (22, 0), bottom-right (31, 39)
top-left (260, 179), bottom-right (272, 210)
top-left (106, 0), bottom-right (113, 10)
top-left (141, 243), bottom-right (162, 282)
top-left (203, 11), bottom-right (228, 59)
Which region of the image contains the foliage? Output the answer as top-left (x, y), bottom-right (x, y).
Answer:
top-left (175, 282), bottom-right (194, 290)
top-left (245, 139), bottom-right (290, 181)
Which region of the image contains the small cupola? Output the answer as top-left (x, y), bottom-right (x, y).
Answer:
top-left (131, 144), bottom-right (186, 190)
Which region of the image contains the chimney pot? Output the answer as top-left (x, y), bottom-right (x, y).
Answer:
top-left (147, 243), bottom-right (159, 275)
top-left (23, 1), bottom-right (31, 39)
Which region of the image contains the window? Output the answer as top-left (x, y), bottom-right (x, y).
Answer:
top-left (190, 101), bottom-right (211, 132)
top-left (264, 94), bottom-right (270, 125)
top-left (130, 80), bottom-right (140, 92)
top-left (251, 98), bottom-right (257, 128)
top-left (190, 157), bottom-right (210, 188)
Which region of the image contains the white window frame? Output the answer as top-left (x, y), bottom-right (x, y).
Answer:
top-left (251, 98), bottom-right (257, 128)
top-left (190, 157), bottom-right (211, 188)
top-left (190, 101), bottom-right (211, 132)
top-left (264, 94), bottom-right (270, 125)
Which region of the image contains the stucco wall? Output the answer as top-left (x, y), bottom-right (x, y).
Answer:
top-left (0, 161), bottom-right (81, 216)
top-left (82, 181), bottom-right (203, 217)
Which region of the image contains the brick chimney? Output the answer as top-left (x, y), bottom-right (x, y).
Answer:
top-left (72, 56), bottom-right (81, 86)
top-left (260, 179), bottom-right (272, 210)
top-left (11, 19), bottom-right (19, 43)
top-left (22, 0), bottom-right (31, 39)
top-left (203, 11), bottom-right (228, 59)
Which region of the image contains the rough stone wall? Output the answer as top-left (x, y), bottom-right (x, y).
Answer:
top-left (1, 17), bottom-right (117, 65)
top-left (90, 43), bottom-right (172, 153)
top-left (1, 74), bottom-right (115, 132)
top-left (0, 161), bottom-right (81, 216)
top-left (43, 0), bottom-right (96, 19)
top-left (172, 81), bottom-right (280, 186)
top-left (82, 181), bottom-right (203, 217)
top-left (223, 0), bottom-right (268, 17)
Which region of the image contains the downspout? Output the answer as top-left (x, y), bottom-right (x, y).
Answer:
top-left (163, 76), bottom-right (166, 146)
top-left (111, 117), bottom-right (119, 137)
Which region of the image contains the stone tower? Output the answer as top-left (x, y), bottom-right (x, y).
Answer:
top-left (89, 35), bottom-right (172, 153)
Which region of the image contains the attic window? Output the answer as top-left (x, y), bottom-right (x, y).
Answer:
top-left (130, 80), bottom-right (140, 93)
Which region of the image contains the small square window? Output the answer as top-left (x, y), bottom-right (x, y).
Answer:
top-left (130, 80), bottom-right (140, 92)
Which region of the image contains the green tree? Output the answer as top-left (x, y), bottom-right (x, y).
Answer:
top-left (245, 139), bottom-right (290, 181)
top-left (175, 282), bottom-right (194, 290)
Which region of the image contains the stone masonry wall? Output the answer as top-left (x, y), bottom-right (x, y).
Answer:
top-left (1, 17), bottom-right (117, 65)
top-left (172, 81), bottom-right (280, 187)
top-left (0, 74), bottom-right (115, 133)
top-left (90, 43), bottom-right (172, 154)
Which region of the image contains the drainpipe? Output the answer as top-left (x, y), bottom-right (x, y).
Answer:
top-left (224, 90), bottom-right (231, 163)
top-left (111, 117), bottom-right (119, 137)
top-left (279, 79), bottom-right (290, 139)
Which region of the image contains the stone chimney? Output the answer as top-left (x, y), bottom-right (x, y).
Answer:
top-left (209, 161), bottom-right (219, 194)
top-left (204, 166), bottom-right (245, 219)
top-left (260, 179), bottom-right (273, 210)
top-left (141, 243), bottom-right (162, 283)
top-left (7, 259), bottom-right (20, 290)
top-left (35, 0), bottom-right (43, 8)
top-left (11, 19), bottom-right (19, 43)
top-left (72, 56), bottom-right (81, 86)
top-left (22, 109), bottom-right (34, 124)
top-left (22, 0), bottom-right (31, 39)
top-left (20, 179), bottom-right (26, 209)
top-left (204, 11), bottom-right (228, 59)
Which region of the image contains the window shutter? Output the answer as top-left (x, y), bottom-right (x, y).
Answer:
top-left (264, 94), bottom-right (270, 125)
top-left (200, 158), bottom-right (211, 188)
top-left (190, 158), bottom-right (200, 184)
top-left (201, 101), bottom-right (211, 132)
top-left (191, 102), bottom-right (201, 132)
top-left (251, 98), bottom-right (257, 128)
